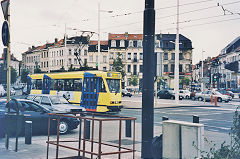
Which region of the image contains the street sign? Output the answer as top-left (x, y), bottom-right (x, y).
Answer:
top-left (2, 20), bottom-right (9, 46)
top-left (1, 0), bottom-right (9, 20)
top-left (202, 77), bottom-right (210, 83)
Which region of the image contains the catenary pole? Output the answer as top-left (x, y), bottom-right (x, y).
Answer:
top-left (174, 0), bottom-right (180, 104)
top-left (142, 0), bottom-right (155, 158)
top-left (5, 0), bottom-right (11, 149)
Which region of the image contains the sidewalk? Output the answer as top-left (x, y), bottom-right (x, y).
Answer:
top-left (122, 99), bottom-right (219, 109)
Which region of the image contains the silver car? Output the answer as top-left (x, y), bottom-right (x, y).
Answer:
top-left (195, 90), bottom-right (231, 102)
top-left (26, 94), bottom-right (86, 112)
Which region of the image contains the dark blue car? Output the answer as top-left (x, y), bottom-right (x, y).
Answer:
top-left (0, 99), bottom-right (80, 137)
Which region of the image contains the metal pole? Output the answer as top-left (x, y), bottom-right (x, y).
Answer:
top-left (201, 50), bottom-right (204, 92)
top-left (174, 0), bottom-right (180, 104)
top-left (5, 2), bottom-right (11, 149)
top-left (97, 0), bottom-right (100, 70)
top-left (142, 0), bottom-right (155, 158)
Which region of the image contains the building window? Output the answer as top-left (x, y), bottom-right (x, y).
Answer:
top-left (110, 52), bottom-right (114, 59)
top-left (84, 59), bottom-right (87, 65)
top-left (137, 40), bottom-right (142, 47)
top-left (128, 53), bottom-right (131, 60)
top-left (122, 53), bottom-right (125, 60)
top-left (164, 64), bottom-right (168, 72)
top-left (89, 56), bottom-right (93, 62)
top-left (129, 40), bottom-right (133, 47)
top-left (74, 58), bottom-right (77, 64)
top-left (140, 65), bottom-right (143, 72)
top-left (179, 64), bottom-right (183, 72)
top-left (96, 55), bottom-right (98, 63)
top-left (128, 65), bottom-right (131, 73)
top-left (74, 49), bottom-right (77, 55)
top-left (133, 53), bottom-right (137, 62)
top-left (103, 67), bottom-right (106, 71)
top-left (47, 61), bottom-right (48, 67)
top-left (103, 56), bottom-right (107, 63)
top-left (140, 53), bottom-right (143, 60)
top-left (171, 53), bottom-right (175, 60)
top-left (171, 64), bottom-right (175, 72)
top-left (133, 65), bottom-right (137, 75)
top-left (69, 49), bottom-right (72, 55)
top-left (110, 65), bottom-right (113, 71)
top-left (68, 58), bottom-right (72, 65)
top-left (120, 40), bottom-right (125, 47)
top-left (111, 40), bottom-right (116, 47)
top-left (179, 53), bottom-right (183, 60)
top-left (155, 40), bottom-right (160, 48)
top-left (164, 53), bottom-right (168, 60)
top-left (84, 50), bottom-right (87, 56)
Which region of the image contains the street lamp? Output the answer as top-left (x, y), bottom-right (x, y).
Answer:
top-left (98, 0), bottom-right (113, 70)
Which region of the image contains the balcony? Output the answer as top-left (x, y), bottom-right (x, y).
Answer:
top-left (132, 58), bottom-right (138, 63)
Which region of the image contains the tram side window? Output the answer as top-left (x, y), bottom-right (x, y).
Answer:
top-left (58, 80), bottom-right (64, 91)
top-left (64, 79), bottom-right (73, 91)
top-left (50, 79), bottom-right (56, 90)
top-left (73, 79), bottom-right (82, 91)
top-left (99, 78), bottom-right (106, 92)
top-left (31, 79), bottom-right (42, 90)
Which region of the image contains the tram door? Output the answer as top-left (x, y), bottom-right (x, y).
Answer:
top-left (81, 73), bottom-right (100, 111)
top-left (42, 75), bottom-right (51, 94)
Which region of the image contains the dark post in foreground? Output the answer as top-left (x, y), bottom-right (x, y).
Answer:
top-left (142, 0), bottom-right (155, 158)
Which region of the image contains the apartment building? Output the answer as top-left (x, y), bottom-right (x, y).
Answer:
top-left (108, 33), bottom-right (193, 89)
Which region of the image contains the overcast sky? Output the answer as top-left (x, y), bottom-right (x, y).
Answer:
top-left (0, 0), bottom-right (240, 64)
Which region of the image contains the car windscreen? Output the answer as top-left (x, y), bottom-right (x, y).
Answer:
top-left (50, 96), bottom-right (69, 104)
top-left (106, 79), bottom-right (120, 93)
top-left (0, 101), bottom-right (6, 111)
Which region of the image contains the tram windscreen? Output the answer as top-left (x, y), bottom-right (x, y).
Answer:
top-left (106, 79), bottom-right (120, 93)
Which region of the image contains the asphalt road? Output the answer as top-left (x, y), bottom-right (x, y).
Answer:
top-left (121, 95), bottom-right (239, 134)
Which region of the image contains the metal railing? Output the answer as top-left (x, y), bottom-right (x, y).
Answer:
top-left (46, 112), bottom-right (136, 159)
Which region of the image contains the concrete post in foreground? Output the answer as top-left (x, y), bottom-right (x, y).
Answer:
top-left (163, 120), bottom-right (204, 159)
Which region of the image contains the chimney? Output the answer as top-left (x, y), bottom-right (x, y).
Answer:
top-left (55, 38), bottom-right (58, 44)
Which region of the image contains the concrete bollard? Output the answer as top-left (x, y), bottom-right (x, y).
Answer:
top-left (215, 96), bottom-right (217, 106)
top-left (25, 121), bottom-right (32, 144)
top-left (193, 115), bottom-right (199, 123)
top-left (125, 120), bottom-right (132, 137)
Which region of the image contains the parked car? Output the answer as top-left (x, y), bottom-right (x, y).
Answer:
top-left (218, 90), bottom-right (234, 99)
top-left (122, 89), bottom-right (132, 97)
top-left (179, 90), bottom-right (191, 99)
top-left (157, 89), bottom-right (183, 100)
top-left (195, 90), bottom-right (231, 102)
top-left (10, 88), bottom-right (16, 95)
top-left (26, 94), bottom-right (86, 113)
top-left (0, 85), bottom-right (6, 97)
top-left (0, 99), bottom-right (80, 135)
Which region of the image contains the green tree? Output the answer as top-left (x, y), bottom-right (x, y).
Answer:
top-left (34, 67), bottom-right (42, 73)
top-left (180, 77), bottom-right (191, 86)
top-left (112, 53), bottom-right (125, 79)
top-left (21, 69), bottom-right (29, 83)
top-left (129, 75), bottom-right (138, 86)
top-left (0, 64), bottom-right (17, 84)
top-left (68, 64), bottom-right (76, 72)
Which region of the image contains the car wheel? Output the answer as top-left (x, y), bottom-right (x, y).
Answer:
top-left (225, 100), bottom-right (229, 103)
top-left (191, 96), bottom-right (195, 100)
top-left (170, 96), bottom-right (174, 100)
top-left (186, 95), bottom-right (189, 99)
top-left (217, 98), bottom-right (222, 102)
top-left (198, 97), bottom-right (203, 101)
top-left (59, 120), bottom-right (69, 134)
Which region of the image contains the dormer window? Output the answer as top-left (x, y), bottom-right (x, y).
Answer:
top-left (111, 40), bottom-right (116, 47)
top-left (137, 40), bottom-right (142, 47)
top-left (120, 40), bottom-right (125, 47)
top-left (129, 40), bottom-right (133, 47)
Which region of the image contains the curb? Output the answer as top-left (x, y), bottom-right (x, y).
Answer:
top-left (123, 105), bottom-right (220, 109)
